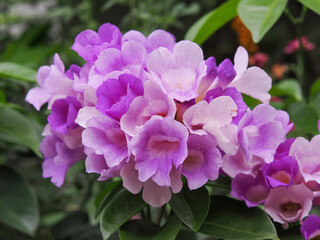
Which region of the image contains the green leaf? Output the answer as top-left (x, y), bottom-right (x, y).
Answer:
top-left (288, 101), bottom-right (319, 135)
top-left (298, 0), bottom-right (320, 15)
top-left (169, 186), bottom-right (209, 231)
top-left (0, 103), bottom-right (41, 156)
top-left (0, 89), bottom-right (6, 103)
top-left (0, 166), bottom-right (39, 236)
top-left (0, 62), bottom-right (37, 82)
top-left (242, 94), bottom-right (260, 109)
top-left (119, 214), bottom-right (181, 240)
top-left (238, 0), bottom-right (288, 43)
top-left (199, 196), bottom-right (278, 240)
top-left (270, 79), bottom-right (303, 101)
top-left (185, 0), bottom-right (240, 45)
top-left (310, 78), bottom-right (320, 99)
top-left (100, 189), bottom-right (147, 240)
top-left (95, 180), bottom-right (123, 218)
top-left (154, 214), bottom-right (181, 240)
top-left (310, 93), bottom-right (320, 116)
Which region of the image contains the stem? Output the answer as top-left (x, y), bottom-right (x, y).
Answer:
top-left (285, 5), bottom-right (308, 97)
top-left (140, 208), bottom-right (146, 219)
top-left (147, 205), bottom-right (152, 221)
top-left (155, 206), bottom-right (165, 225)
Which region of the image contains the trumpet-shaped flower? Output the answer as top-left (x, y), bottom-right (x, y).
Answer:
top-left (238, 104), bottom-right (292, 163)
top-left (121, 162), bottom-right (182, 207)
top-left (289, 135), bottom-right (320, 183)
top-left (231, 173), bottom-right (269, 207)
top-left (120, 80), bottom-right (176, 136)
top-left (129, 117), bottom-right (188, 186)
top-left (96, 73), bottom-right (144, 122)
top-left (181, 134), bottom-right (222, 190)
top-left (26, 54), bottom-right (76, 110)
top-left (48, 96), bottom-right (82, 135)
top-left (147, 40), bottom-right (206, 102)
top-left (41, 132), bottom-right (85, 187)
top-left (229, 46), bottom-right (272, 103)
top-left (264, 184), bottom-right (313, 226)
top-left (88, 40), bottom-right (147, 88)
top-left (82, 116), bottom-right (129, 168)
top-left (122, 29), bottom-right (176, 53)
top-left (71, 23), bottom-right (122, 62)
top-left (183, 96), bottom-right (238, 155)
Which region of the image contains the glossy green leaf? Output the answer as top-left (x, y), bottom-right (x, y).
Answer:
top-left (298, 0), bottom-right (320, 15)
top-left (185, 0), bottom-right (240, 45)
top-left (199, 196), bottom-right (278, 240)
top-left (119, 214), bottom-right (181, 240)
top-left (288, 101), bottom-right (319, 135)
top-left (169, 186), bottom-right (209, 231)
top-left (100, 189), bottom-right (147, 240)
top-left (95, 180), bottom-right (123, 218)
top-left (0, 103), bottom-right (41, 156)
top-left (0, 62), bottom-right (37, 82)
top-left (0, 166), bottom-right (39, 236)
top-left (238, 0), bottom-right (288, 43)
top-left (154, 214), bottom-right (181, 240)
top-left (270, 79), bottom-right (303, 101)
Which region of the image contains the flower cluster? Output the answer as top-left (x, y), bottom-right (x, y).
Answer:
top-left (26, 23), bottom-right (320, 238)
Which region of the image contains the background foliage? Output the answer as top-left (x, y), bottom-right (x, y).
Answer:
top-left (0, 0), bottom-right (320, 239)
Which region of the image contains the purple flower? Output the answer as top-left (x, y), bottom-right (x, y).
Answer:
top-left (261, 157), bottom-right (300, 188)
top-left (88, 40), bottom-right (147, 88)
top-left (231, 173), bottom-right (269, 207)
top-left (300, 215), bottom-right (320, 240)
top-left (183, 96), bottom-right (238, 155)
top-left (289, 135), bottom-right (320, 183)
top-left (204, 87), bottom-right (248, 125)
top-left (48, 96), bottom-right (82, 135)
top-left (261, 139), bottom-right (300, 188)
top-left (121, 162), bottom-right (182, 207)
top-left (26, 54), bottom-right (76, 110)
top-left (122, 29), bottom-right (176, 53)
top-left (96, 73), bottom-right (144, 122)
top-left (71, 23), bottom-right (122, 62)
top-left (66, 64), bottom-right (81, 80)
top-left (41, 132), bottom-right (85, 187)
top-left (196, 57), bottom-right (217, 100)
top-left (214, 58), bottom-right (237, 89)
top-left (238, 104), bottom-right (292, 163)
top-left (71, 63), bottom-right (92, 93)
top-left (85, 152), bottom-right (122, 181)
top-left (82, 116), bottom-right (129, 168)
top-left (197, 57), bottom-right (237, 102)
top-left (120, 80), bottom-right (176, 136)
top-left (181, 134), bottom-right (222, 190)
top-left (130, 117), bottom-right (188, 187)
top-left (264, 184), bottom-right (313, 226)
top-left (222, 148), bottom-right (264, 178)
top-left (146, 40), bottom-right (206, 102)
top-left (229, 46), bottom-right (272, 103)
